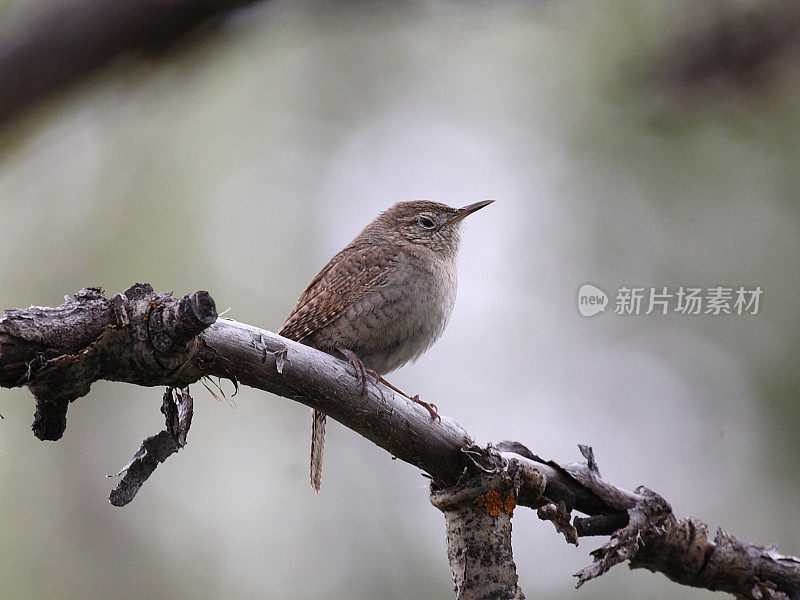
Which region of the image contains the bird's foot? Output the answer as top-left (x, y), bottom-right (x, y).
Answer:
top-left (410, 395), bottom-right (440, 420)
top-left (365, 368), bottom-right (386, 402)
top-left (377, 377), bottom-right (440, 421)
top-left (336, 347), bottom-right (378, 400)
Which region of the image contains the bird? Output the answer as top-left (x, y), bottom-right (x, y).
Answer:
top-left (279, 199), bottom-right (493, 492)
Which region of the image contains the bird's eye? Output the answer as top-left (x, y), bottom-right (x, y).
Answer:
top-left (418, 215), bottom-right (436, 229)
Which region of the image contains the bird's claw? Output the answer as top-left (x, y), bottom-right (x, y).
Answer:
top-left (365, 368), bottom-right (386, 402)
top-left (411, 395), bottom-right (440, 421)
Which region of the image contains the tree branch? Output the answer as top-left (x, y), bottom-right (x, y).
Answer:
top-left (198, 316), bottom-right (475, 487)
top-left (0, 0), bottom-right (263, 126)
top-left (1, 284), bottom-right (798, 599)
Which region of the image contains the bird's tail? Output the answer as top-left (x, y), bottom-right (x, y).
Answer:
top-left (310, 409), bottom-right (327, 493)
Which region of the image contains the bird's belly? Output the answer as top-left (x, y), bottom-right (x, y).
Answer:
top-left (310, 262), bottom-right (457, 375)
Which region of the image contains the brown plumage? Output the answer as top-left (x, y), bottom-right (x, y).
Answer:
top-left (279, 200), bottom-right (493, 492)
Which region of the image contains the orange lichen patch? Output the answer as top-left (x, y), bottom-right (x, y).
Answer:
top-left (503, 494), bottom-right (516, 515)
top-left (476, 490), bottom-right (503, 516)
top-left (475, 490), bottom-right (517, 516)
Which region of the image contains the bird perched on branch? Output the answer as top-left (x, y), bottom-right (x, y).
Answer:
top-left (279, 199), bottom-right (493, 492)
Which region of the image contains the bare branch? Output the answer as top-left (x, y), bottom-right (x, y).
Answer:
top-left (505, 448), bottom-right (800, 599)
top-left (2, 284), bottom-right (798, 599)
top-left (199, 317), bottom-right (477, 486)
top-left (651, 0), bottom-right (800, 91)
top-left (109, 386), bottom-right (194, 506)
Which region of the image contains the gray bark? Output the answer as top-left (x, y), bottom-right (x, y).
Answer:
top-left (430, 464), bottom-right (546, 600)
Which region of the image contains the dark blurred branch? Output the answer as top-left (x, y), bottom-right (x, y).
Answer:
top-left (4, 0), bottom-right (798, 131)
top-left (654, 0), bottom-right (800, 90)
top-left (0, 0), bottom-right (262, 126)
top-left (1, 284), bottom-right (799, 598)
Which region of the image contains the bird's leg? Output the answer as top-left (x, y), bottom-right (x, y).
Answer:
top-left (335, 346), bottom-right (379, 400)
top-left (333, 348), bottom-right (436, 418)
top-left (377, 377), bottom-right (440, 421)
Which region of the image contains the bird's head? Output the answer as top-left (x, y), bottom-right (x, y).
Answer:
top-left (371, 200), bottom-right (493, 256)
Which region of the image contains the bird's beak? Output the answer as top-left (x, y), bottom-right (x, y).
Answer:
top-left (442, 200), bottom-right (494, 227)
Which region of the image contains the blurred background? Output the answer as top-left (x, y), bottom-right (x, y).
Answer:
top-left (1, 1), bottom-right (798, 598)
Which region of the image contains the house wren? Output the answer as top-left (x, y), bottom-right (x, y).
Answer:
top-left (279, 199), bottom-right (493, 492)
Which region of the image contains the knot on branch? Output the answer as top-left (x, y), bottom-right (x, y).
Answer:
top-left (0, 284), bottom-right (217, 440)
top-left (140, 288), bottom-right (217, 370)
